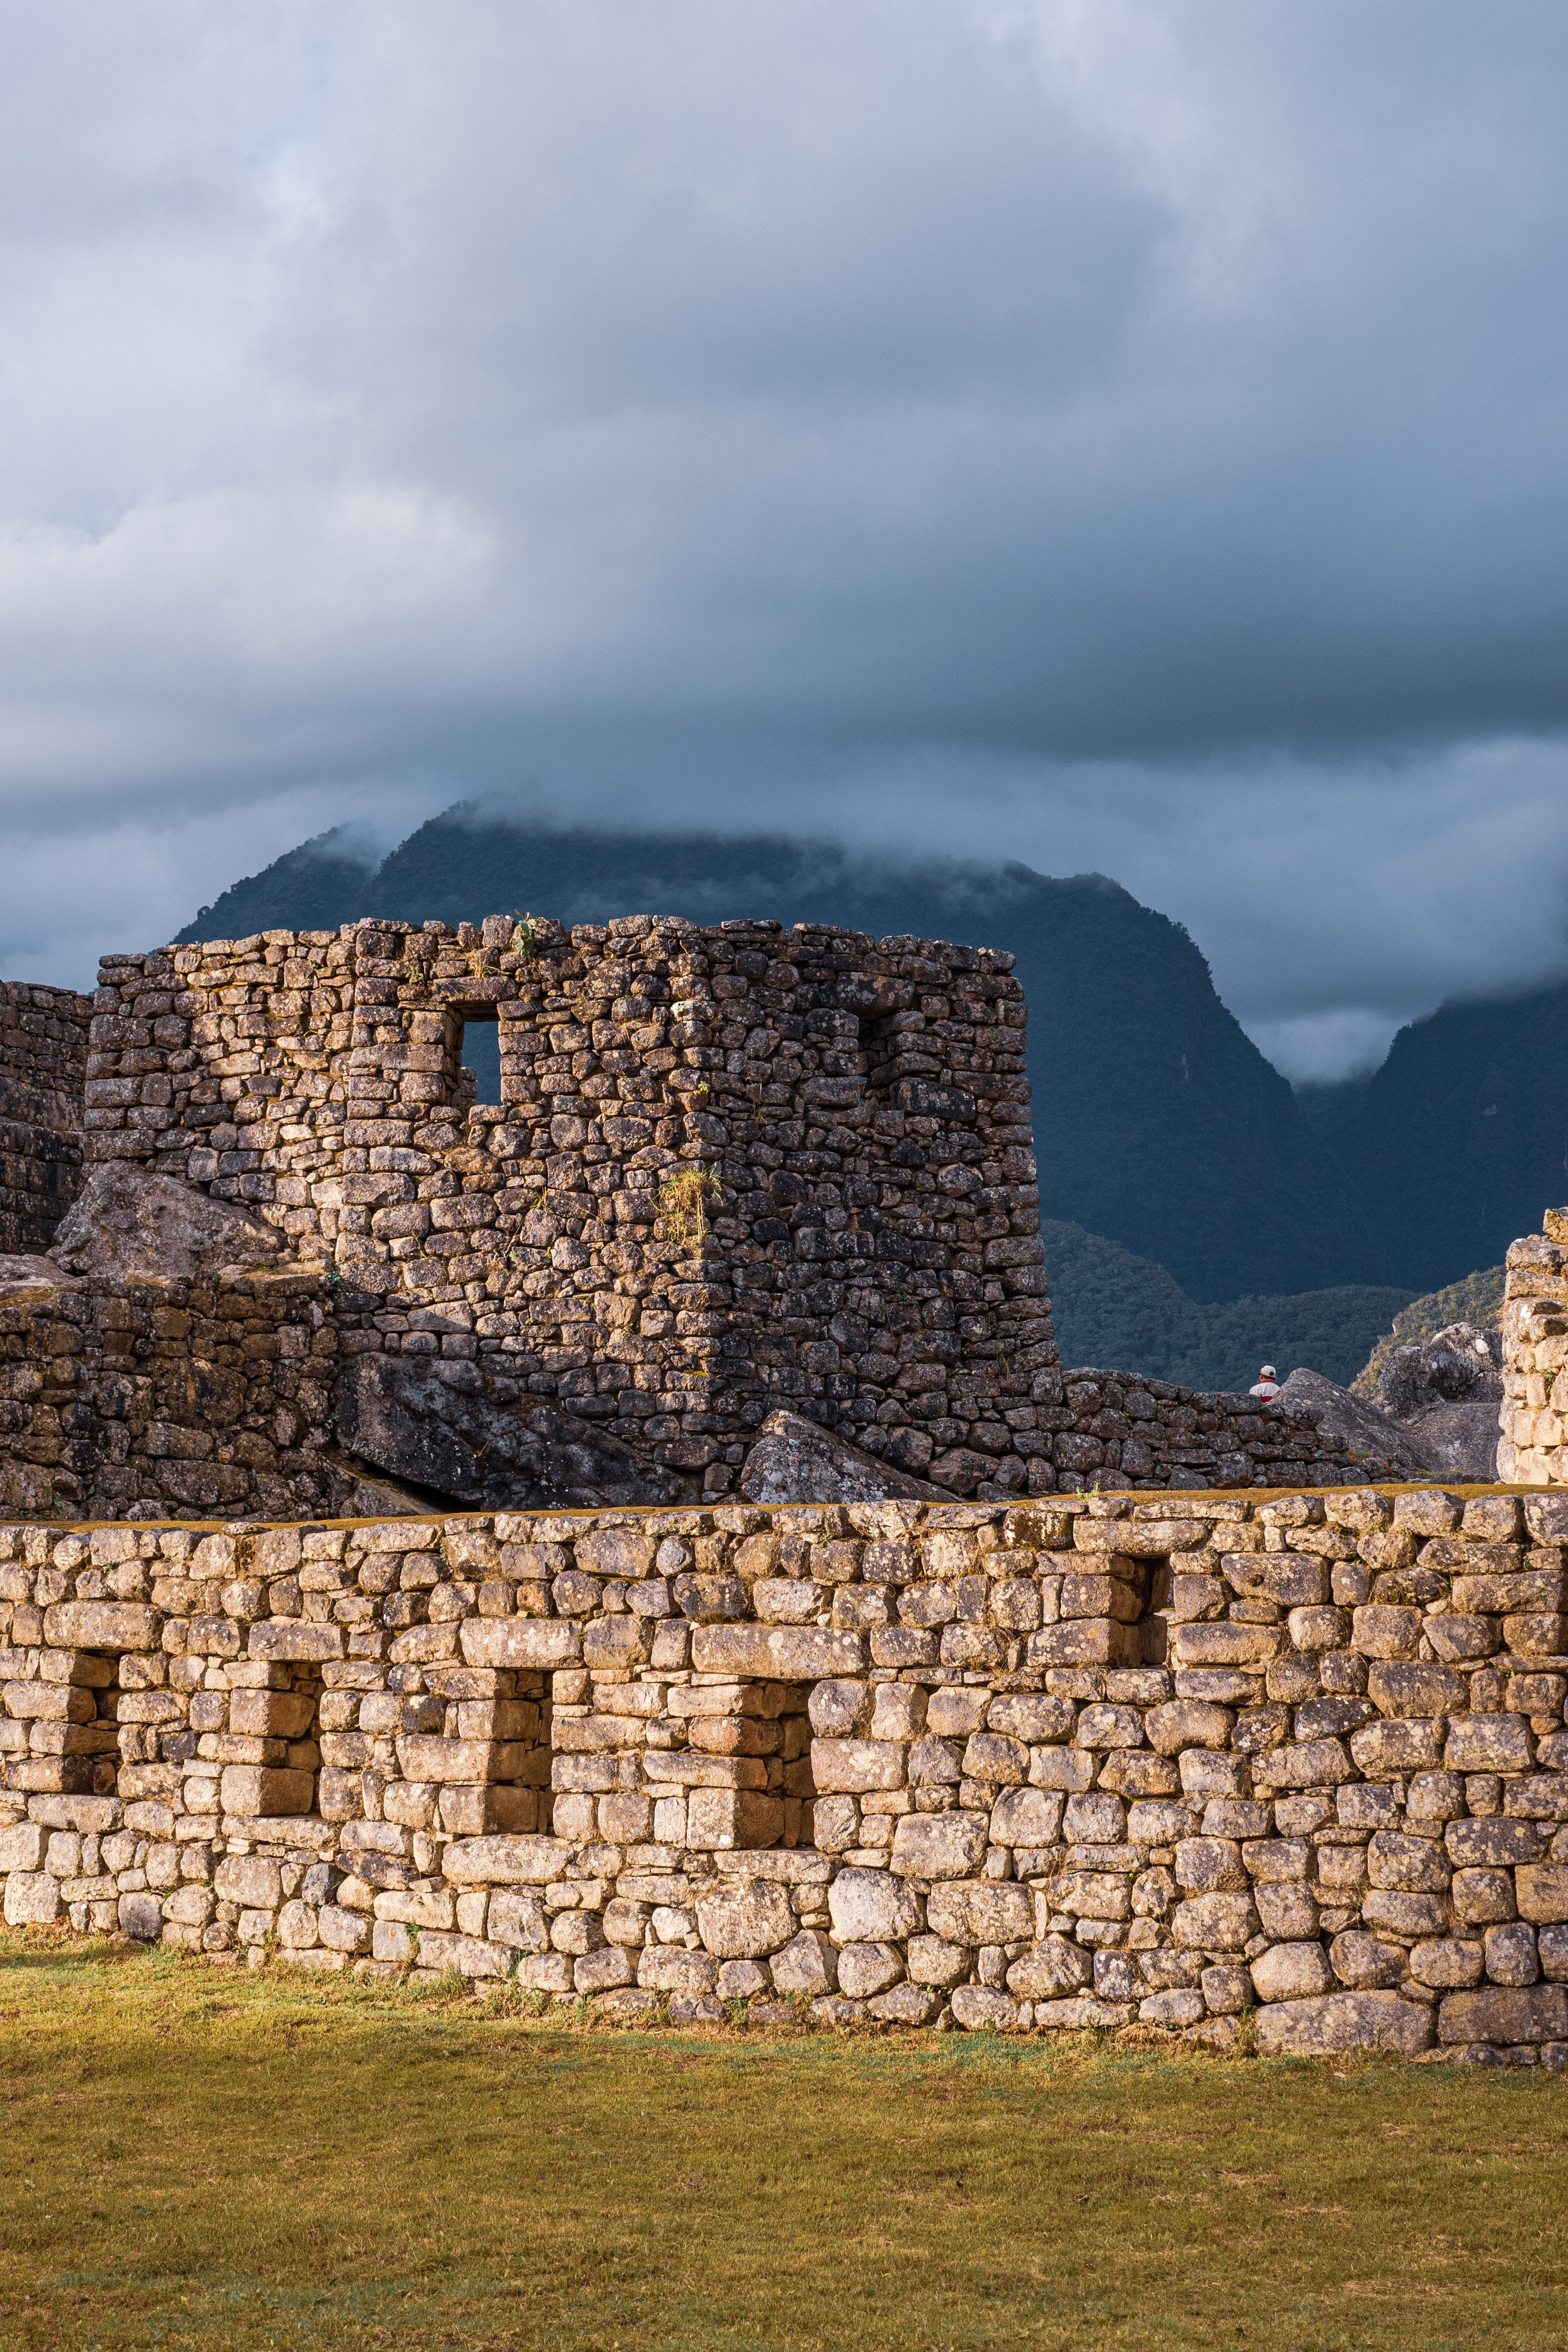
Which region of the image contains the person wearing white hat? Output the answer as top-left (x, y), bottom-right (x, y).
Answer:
top-left (1250, 1365), bottom-right (1281, 1400)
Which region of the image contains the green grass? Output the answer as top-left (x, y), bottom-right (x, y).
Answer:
top-left (1, 1931), bottom-right (1565, 2350)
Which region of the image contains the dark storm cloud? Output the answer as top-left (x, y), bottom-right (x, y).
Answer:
top-left (0, 1), bottom-right (1566, 1075)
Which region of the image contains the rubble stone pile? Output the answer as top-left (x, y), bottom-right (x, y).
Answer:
top-left (6, 1481), bottom-right (1568, 2061)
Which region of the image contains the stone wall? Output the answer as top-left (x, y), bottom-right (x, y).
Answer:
top-left (0, 1268), bottom-right (340, 1523)
top-left (84, 917), bottom-right (1046, 1499)
top-left (6, 1484), bottom-right (1568, 2064)
top-left (74, 917), bottom-right (1396, 1506)
top-left (1498, 1210), bottom-right (1568, 1485)
top-left (0, 981), bottom-right (90, 1255)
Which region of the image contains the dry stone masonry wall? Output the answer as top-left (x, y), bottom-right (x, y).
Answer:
top-left (70, 915), bottom-right (1391, 1507)
top-left (0, 1269), bottom-right (339, 1523)
top-left (7, 1484), bottom-right (1568, 2064)
top-left (1499, 1209), bottom-right (1568, 1487)
top-left (0, 982), bottom-right (91, 1255)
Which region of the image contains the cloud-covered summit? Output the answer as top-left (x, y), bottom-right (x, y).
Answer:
top-left (2, 3), bottom-right (1567, 1076)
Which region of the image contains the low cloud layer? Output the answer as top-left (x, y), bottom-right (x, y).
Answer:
top-left (3, 2), bottom-right (1567, 1075)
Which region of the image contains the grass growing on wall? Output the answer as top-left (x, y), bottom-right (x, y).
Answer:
top-left (3, 1935), bottom-right (1567, 2348)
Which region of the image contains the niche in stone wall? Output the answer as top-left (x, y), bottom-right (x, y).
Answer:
top-left (642, 1679), bottom-right (816, 1853)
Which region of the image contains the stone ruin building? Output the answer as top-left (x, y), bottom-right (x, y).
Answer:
top-left (6, 908), bottom-right (1568, 2066)
top-left (0, 912), bottom-right (1380, 1523)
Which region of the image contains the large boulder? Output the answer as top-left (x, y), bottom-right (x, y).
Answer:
top-left (336, 1352), bottom-right (681, 1508)
top-left (1377, 1322), bottom-right (1502, 1420)
top-left (50, 1164), bottom-right (287, 1283)
top-left (1401, 1401), bottom-right (1501, 1483)
top-left (738, 1409), bottom-right (943, 1504)
top-left (1273, 1369), bottom-right (1427, 1479)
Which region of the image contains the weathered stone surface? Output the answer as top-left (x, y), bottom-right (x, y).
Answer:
top-left (338, 1354), bottom-right (681, 1510)
top-left (460, 1619), bottom-right (582, 1670)
top-left (1403, 1403), bottom-right (1501, 1483)
top-left (867, 1981), bottom-right (943, 2025)
top-left (1007, 1937), bottom-right (1091, 1998)
top-left (1172, 1893), bottom-right (1258, 1949)
top-left (50, 1163), bottom-right (286, 1283)
top-left (1254, 1991), bottom-right (1435, 2057)
top-left (926, 1880), bottom-right (1034, 1947)
top-left (692, 1625), bottom-right (865, 1679)
top-left (1250, 1941), bottom-right (1334, 2002)
top-left (1328, 1932), bottom-right (1405, 1990)
top-left (950, 1984), bottom-right (1020, 2032)
top-left (694, 1877), bottom-right (797, 1958)
top-left (41, 1602), bottom-right (162, 1653)
top-left (3, 1870), bottom-right (62, 1926)
top-left (827, 1869), bottom-right (924, 1945)
top-left (443, 1837), bottom-right (574, 1884)
top-left (1438, 1984), bottom-right (1568, 2045)
top-left (1516, 1865), bottom-right (1568, 1924)
top-left (890, 1811), bottom-right (990, 1880)
top-left (771, 1929), bottom-right (836, 1995)
top-left (739, 1410), bottom-right (943, 1505)
top-left (1274, 1370), bottom-right (1430, 1477)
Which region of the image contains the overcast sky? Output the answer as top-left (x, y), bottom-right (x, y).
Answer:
top-left (3, 2), bottom-right (1567, 1079)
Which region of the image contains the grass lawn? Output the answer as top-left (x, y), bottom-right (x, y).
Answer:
top-left (0, 1932), bottom-right (1563, 2350)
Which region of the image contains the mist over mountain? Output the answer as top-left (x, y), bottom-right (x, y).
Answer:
top-left (179, 807), bottom-right (1384, 1305)
top-left (1330, 982), bottom-right (1568, 1293)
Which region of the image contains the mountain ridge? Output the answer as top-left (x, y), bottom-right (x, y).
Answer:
top-left (177, 806), bottom-right (1383, 1305)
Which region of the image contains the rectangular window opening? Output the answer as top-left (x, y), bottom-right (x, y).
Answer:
top-left (455, 1011), bottom-right (502, 1107)
top-left (858, 1009), bottom-right (899, 1092)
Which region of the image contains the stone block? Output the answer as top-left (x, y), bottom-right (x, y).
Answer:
top-left (219, 1766), bottom-right (313, 1818)
top-left (771, 1929), bottom-right (836, 1995)
top-left (949, 1984), bottom-right (1020, 2032)
top-left (1250, 1941), bottom-right (1334, 2002)
top-left (460, 1619), bottom-right (583, 1669)
top-left (0, 1822), bottom-right (44, 1872)
top-left (1349, 1720), bottom-right (1443, 1774)
top-left (694, 1877), bottom-right (797, 1958)
top-left (1005, 1937), bottom-right (1091, 1998)
top-left (3, 1870), bottom-right (62, 1926)
top-left (1438, 1984), bottom-right (1568, 2045)
top-left (810, 1739), bottom-right (907, 1794)
top-left (1146, 1700), bottom-right (1233, 1755)
top-left (1255, 1991), bottom-right (1435, 2057)
top-left (118, 1890), bottom-right (164, 1941)
top-left (214, 1855), bottom-right (284, 1910)
top-left (691, 1625), bottom-right (865, 1679)
top-left (1139, 1987), bottom-right (1206, 2029)
top-left (686, 1789), bottom-right (783, 1849)
top-left (867, 1982), bottom-right (943, 2025)
top-left (925, 1880), bottom-right (1034, 1947)
top-left (1172, 1893), bottom-right (1257, 1949)
top-left (890, 1810), bottom-right (989, 1879)
top-left (827, 1868), bottom-right (924, 1944)
top-left (838, 1941), bottom-right (904, 1998)
top-left (1444, 1715), bottom-right (1533, 1774)
top-left (442, 1835), bottom-right (573, 1884)
top-left (1328, 1931), bottom-right (1404, 1989)
top-left (637, 1945), bottom-right (719, 1994)
top-left (988, 1787), bottom-right (1064, 1848)
top-left (1516, 1864), bottom-right (1568, 1924)
top-left (42, 1602), bottom-right (162, 1653)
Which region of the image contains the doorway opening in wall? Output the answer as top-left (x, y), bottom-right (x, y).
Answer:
top-left (453, 1010), bottom-right (502, 1106)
